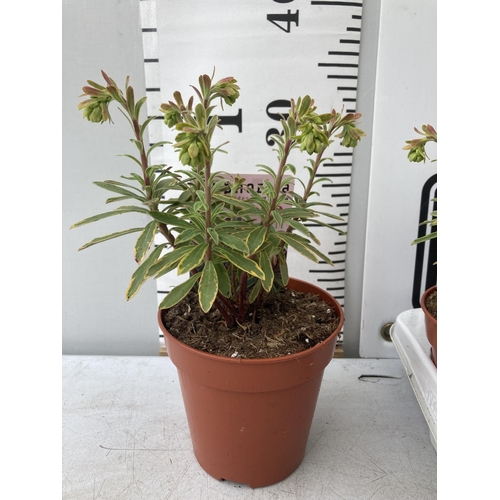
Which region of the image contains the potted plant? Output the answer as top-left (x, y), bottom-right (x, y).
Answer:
top-left (404, 124), bottom-right (437, 366)
top-left (72, 70), bottom-right (365, 487)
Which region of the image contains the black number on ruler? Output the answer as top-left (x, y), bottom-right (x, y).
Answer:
top-left (218, 109), bottom-right (243, 132)
top-left (267, 10), bottom-right (299, 33)
top-left (266, 100), bottom-right (290, 145)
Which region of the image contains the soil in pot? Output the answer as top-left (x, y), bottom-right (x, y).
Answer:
top-left (424, 289), bottom-right (437, 320)
top-left (160, 287), bottom-right (340, 359)
top-left (421, 285), bottom-right (437, 367)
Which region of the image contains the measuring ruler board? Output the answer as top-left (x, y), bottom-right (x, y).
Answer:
top-left (139, 0), bottom-right (364, 342)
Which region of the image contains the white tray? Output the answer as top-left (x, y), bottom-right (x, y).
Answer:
top-left (390, 309), bottom-right (437, 451)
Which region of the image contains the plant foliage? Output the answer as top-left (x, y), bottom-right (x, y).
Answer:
top-left (73, 70), bottom-right (365, 327)
top-left (403, 124), bottom-right (437, 246)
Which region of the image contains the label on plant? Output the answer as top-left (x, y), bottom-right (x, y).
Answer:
top-left (219, 173), bottom-right (293, 200)
top-left (220, 173), bottom-right (294, 231)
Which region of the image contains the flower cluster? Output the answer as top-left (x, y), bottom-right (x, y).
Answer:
top-left (77, 83), bottom-right (113, 123)
top-left (174, 126), bottom-right (210, 168)
top-left (403, 124), bottom-right (437, 249)
top-left (291, 97), bottom-right (366, 155)
top-left (403, 124), bottom-right (437, 163)
top-left (211, 77), bottom-right (240, 106)
top-left (73, 71), bottom-right (365, 327)
top-left (334, 114), bottom-right (365, 148)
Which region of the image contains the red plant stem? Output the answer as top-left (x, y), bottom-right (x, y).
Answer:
top-left (231, 265), bottom-right (237, 299)
top-left (201, 147), bottom-right (238, 325)
top-left (203, 157), bottom-right (213, 261)
top-left (301, 119), bottom-right (340, 203)
top-left (253, 287), bottom-right (264, 321)
top-left (131, 116), bottom-right (175, 246)
top-left (132, 119), bottom-right (151, 188)
top-left (302, 145), bottom-right (326, 202)
top-left (283, 122), bottom-right (337, 237)
top-left (264, 139), bottom-right (293, 228)
top-left (238, 272), bottom-right (249, 320)
top-left (214, 294), bottom-right (236, 327)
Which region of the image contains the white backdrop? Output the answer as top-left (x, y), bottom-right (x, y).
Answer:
top-left (354, 0), bottom-right (437, 358)
top-left (62, 0), bottom-right (436, 356)
top-left (63, 0), bottom-right (161, 355)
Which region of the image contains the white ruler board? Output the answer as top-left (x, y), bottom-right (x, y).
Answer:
top-left (353, 0), bottom-right (437, 359)
top-left (140, 0), bottom-right (365, 333)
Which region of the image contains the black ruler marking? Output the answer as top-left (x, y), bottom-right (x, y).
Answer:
top-left (309, 269), bottom-right (346, 273)
top-left (311, 1), bottom-right (362, 6)
top-left (321, 183), bottom-right (351, 188)
top-left (323, 163), bottom-right (352, 167)
top-left (315, 173), bottom-right (352, 177)
top-left (327, 51), bottom-right (359, 56)
top-left (318, 63), bottom-right (359, 68)
top-left (305, 222), bottom-right (348, 227)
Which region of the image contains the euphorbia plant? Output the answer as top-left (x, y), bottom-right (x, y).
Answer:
top-left (73, 70), bottom-right (365, 328)
top-left (403, 124), bottom-right (437, 246)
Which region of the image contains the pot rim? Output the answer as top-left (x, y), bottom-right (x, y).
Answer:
top-left (420, 284), bottom-right (437, 325)
top-left (158, 277), bottom-right (344, 366)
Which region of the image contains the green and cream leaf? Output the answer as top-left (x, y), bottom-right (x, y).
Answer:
top-left (78, 228), bottom-right (143, 251)
top-left (158, 273), bottom-right (201, 309)
top-left (198, 261), bottom-right (218, 312)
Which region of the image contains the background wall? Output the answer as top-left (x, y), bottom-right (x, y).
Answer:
top-left (62, 0), bottom-right (436, 357)
top-left (62, 0), bottom-right (159, 355)
top-left (344, 0), bottom-right (437, 358)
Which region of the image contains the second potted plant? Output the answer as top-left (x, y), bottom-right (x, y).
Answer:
top-left (72, 70), bottom-right (365, 487)
top-left (404, 124), bottom-right (437, 366)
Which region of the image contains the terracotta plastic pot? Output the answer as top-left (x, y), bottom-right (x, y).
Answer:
top-left (421, 285), bottom-right (437, 367)
top-left (158, 277), bottom-right (344, 488)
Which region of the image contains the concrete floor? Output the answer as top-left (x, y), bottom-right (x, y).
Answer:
top-left (62, 355), bottom-right (436, 499)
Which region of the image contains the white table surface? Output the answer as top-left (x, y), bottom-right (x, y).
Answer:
top-left (62, 355), bottom-right (437, 499)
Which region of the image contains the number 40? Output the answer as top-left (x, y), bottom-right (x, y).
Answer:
top-left (267, 0), bottom-right (299, 33)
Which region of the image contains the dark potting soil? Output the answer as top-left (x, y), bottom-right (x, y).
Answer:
top-left (160, 288), bottom-right (340, 359)
top-left (425, 290), bottom-right (437, 320)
